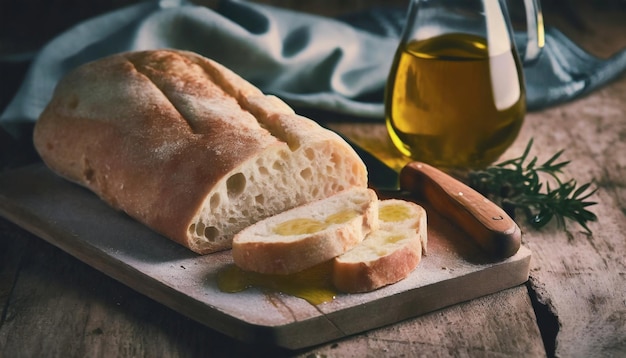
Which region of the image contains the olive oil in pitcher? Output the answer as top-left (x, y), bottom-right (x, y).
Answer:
top-left (385, 33), bottom-right (526, 169)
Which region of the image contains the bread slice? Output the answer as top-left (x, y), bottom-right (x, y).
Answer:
top-left (379, 199), bottom-right (428, 254)
top-left (33, 50), bottom-right (367, 254)
top-left (332, 199), bottom-right (427, 293)
top-left (232, 188), bottom-right (379, 275)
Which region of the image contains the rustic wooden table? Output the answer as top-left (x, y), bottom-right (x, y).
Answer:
top-left (1, 1), bottom-right (625, 357)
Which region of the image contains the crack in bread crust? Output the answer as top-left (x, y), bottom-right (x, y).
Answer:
top-left (124, 54), bottom-right (199, 134)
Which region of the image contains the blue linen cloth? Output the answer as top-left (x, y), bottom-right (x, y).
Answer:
top-left (2, 0), bottom-right (625, 139)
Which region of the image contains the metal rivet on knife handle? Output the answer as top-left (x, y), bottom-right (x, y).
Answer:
top-left (399, 162), bottom-right (521, 259)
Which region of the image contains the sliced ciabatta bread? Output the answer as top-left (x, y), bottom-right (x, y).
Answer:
top-left (232, 188), bottom-right (379, 275)
top-left (33, 49), bottom-right (367, 254)
top-left (332, 200), bottom-right (427, 293)
top-left (379, 199), bottom-right (428, 254)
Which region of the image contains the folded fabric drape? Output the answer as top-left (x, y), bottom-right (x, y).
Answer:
top-left (2, 0), bottom-right (625, 139)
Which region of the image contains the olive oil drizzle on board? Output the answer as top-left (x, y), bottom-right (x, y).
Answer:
top-left (217, 203), bottom-right (413, 305)
top-left (217, 261), bottom-right (336, 305)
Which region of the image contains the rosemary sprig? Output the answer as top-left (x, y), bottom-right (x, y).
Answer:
top-left (467, 139), bottom-right (598, 234)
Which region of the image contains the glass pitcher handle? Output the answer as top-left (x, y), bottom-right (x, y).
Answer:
top-left (522, 0), bottom-right (545, 63)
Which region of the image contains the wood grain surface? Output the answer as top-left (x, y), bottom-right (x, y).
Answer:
top-left (1, 0), bottom-right (625, 357)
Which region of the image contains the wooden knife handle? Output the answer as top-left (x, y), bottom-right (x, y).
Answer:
top-left (399, 162), bottom-right (521, 259)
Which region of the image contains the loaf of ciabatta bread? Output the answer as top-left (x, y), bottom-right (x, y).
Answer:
top-left (33, 49), bottom-right (368, 254)
top-left (231, 187), bottom-right (379, 275)
top-left (332, 199), bottom-right (427, 293)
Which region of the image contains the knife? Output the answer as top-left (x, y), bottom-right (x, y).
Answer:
top-left (339, 133), bottom-right (521, 260)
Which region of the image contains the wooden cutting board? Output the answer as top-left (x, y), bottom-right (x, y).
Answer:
top-left (0, 164), bottom-right (531, 350)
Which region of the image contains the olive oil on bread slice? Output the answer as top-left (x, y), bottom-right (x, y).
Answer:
top-left (272, 209), bottom-right (360, 236)
top-left (231, 188), bottom-right (378, 274)
top-left (218, 201), bottom-right (423, 304)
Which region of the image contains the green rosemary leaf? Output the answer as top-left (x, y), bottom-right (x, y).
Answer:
top-left (573, 182), bottom-right (594, 199)
top-left (542, 149), bottom-right (567, 169)
top-left (467, 139), bottom-right (598, 234)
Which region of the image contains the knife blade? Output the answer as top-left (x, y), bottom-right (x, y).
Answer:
top-left (338, 132), bottom-right (521, 259)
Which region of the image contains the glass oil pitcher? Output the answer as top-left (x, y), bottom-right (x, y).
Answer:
top-left (385, 0), bottom-right (544, 169)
